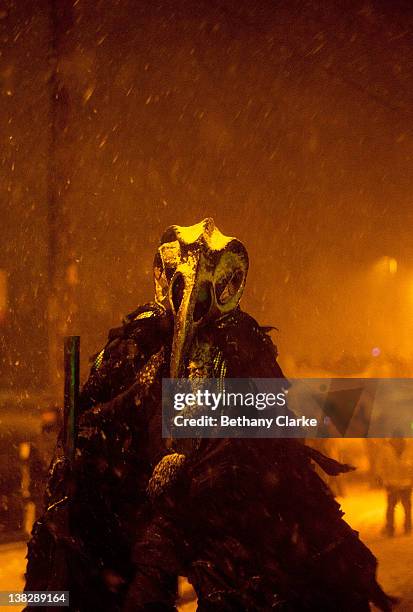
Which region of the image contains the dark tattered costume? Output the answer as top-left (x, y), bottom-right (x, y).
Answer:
top-left (25, 219), bottom-right (394, 611)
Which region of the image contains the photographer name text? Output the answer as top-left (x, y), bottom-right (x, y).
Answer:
top-left (173, 414), bottom-right (318, 429)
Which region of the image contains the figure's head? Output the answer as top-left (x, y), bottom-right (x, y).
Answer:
top-left (153, 217), bottom-right (248, 377)
top-left (389, 431), bottom-right (406, 456)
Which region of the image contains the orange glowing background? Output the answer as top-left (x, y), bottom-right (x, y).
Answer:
top-left (1, 0), bottom-right (413, 389)
top-left (1, 2), bottom-right (413, 608)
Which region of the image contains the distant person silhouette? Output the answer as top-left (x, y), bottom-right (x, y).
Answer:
top-left (377, 436), bottom-right (413, 537)
top-left (29, 405), bottom-right (62, 519)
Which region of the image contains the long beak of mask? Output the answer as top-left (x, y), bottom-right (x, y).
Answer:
top-left (153, 218), bottom-right (249, 378)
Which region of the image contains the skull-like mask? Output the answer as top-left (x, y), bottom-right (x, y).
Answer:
top-left (153, 218), bottom-right (249, 378)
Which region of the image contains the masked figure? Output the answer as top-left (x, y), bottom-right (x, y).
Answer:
top-left (124, 219), bottom-right (394, 611)
top-left (25, 219), bottom-right (393, 612)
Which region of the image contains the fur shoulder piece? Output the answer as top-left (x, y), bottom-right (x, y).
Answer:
top-left (215, 308), bottom-right (285, 379)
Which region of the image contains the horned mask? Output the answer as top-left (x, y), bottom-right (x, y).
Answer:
top-left (153, 218), bottom-right (249, 377)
